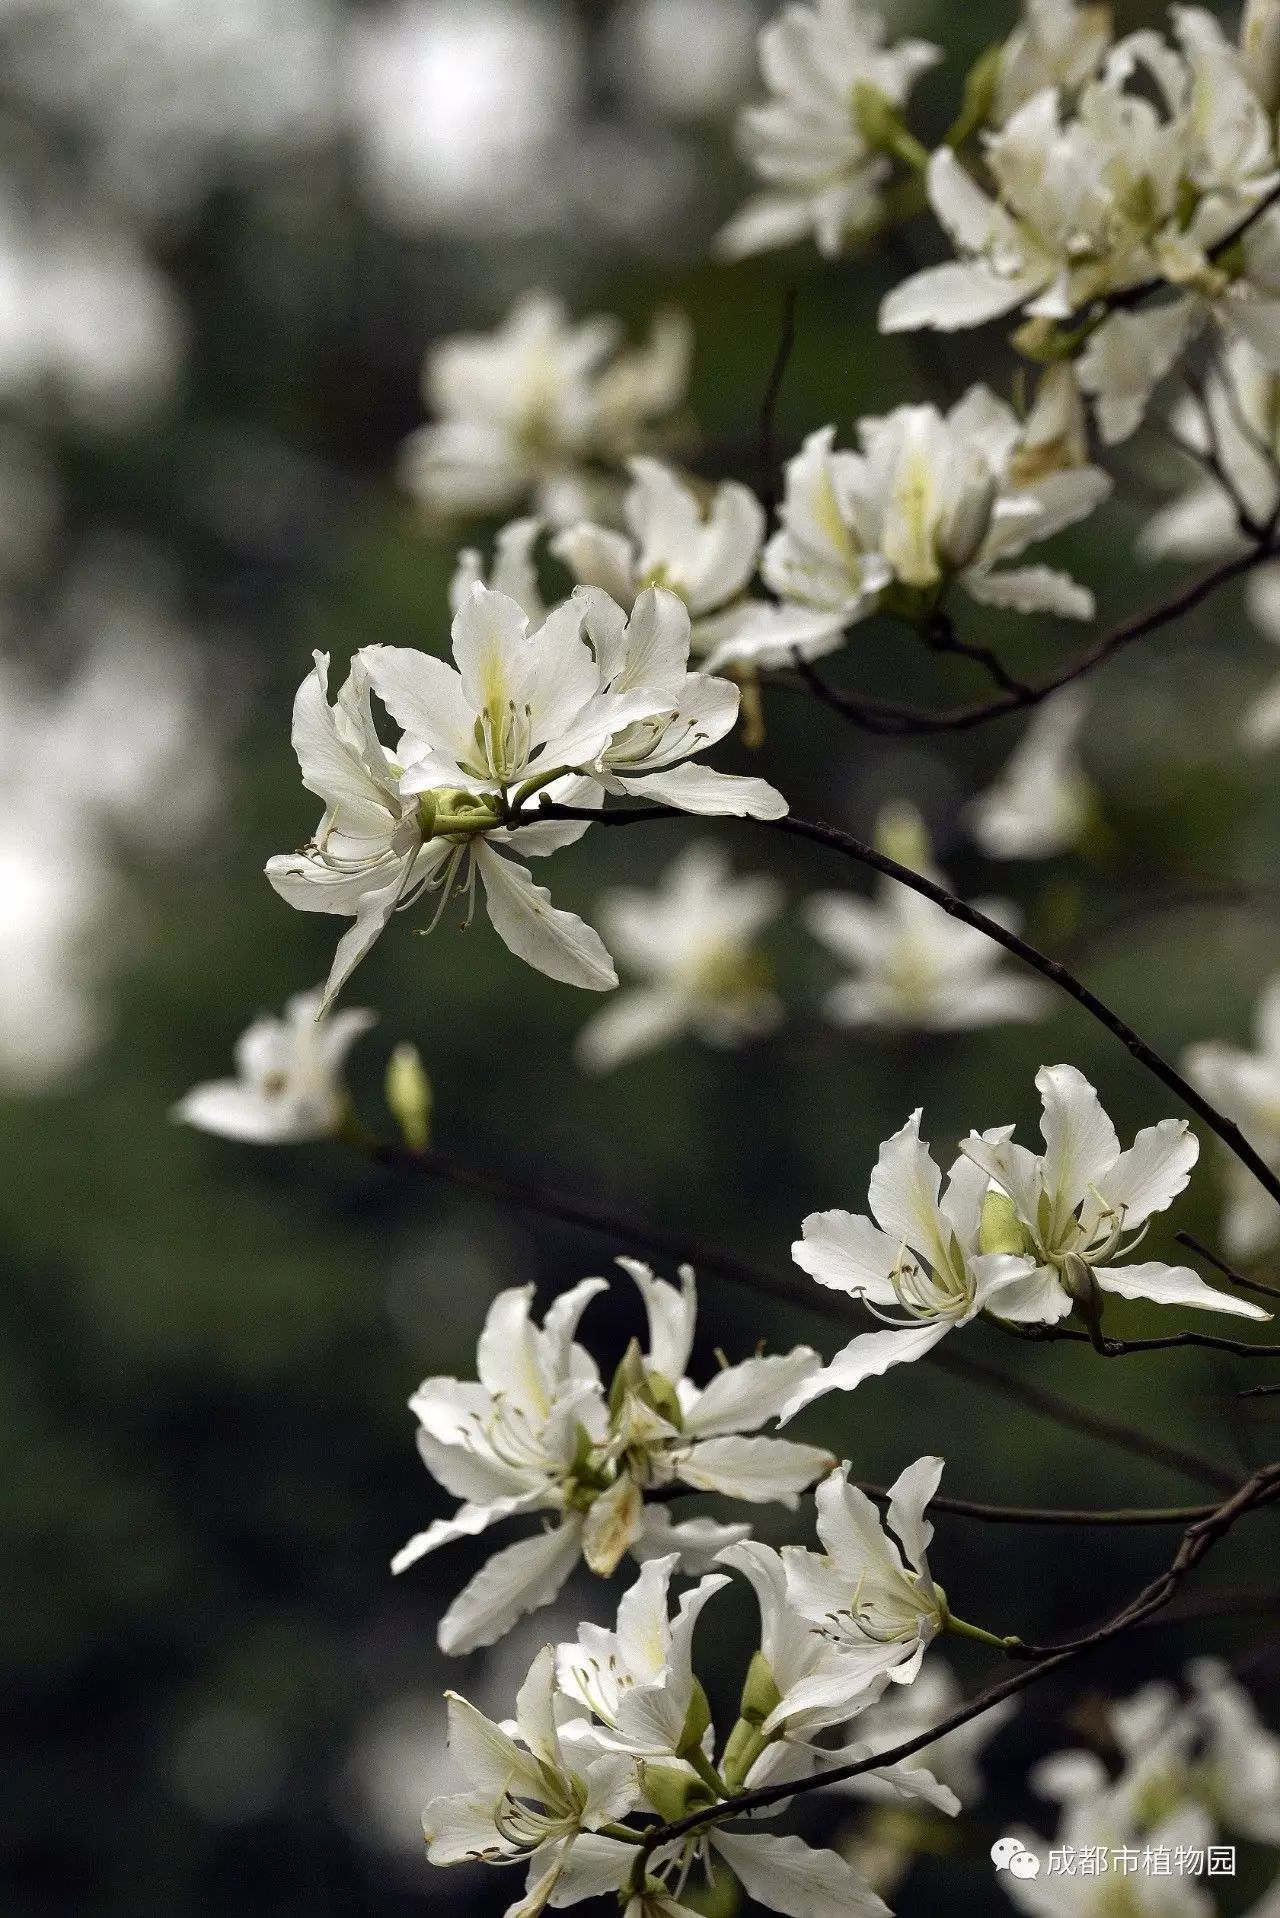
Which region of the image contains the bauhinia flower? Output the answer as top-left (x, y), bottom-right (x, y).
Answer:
top-left (807, 802), bottom-right (1053, 1032)
top-left (1136, 340), bottom-right (1280, 747)
top-left (1184, 974), bottom-right (1280, 1256)
top-left (964, 690), bottom-right (1095, 859)
top-left (394, 1261), bottom-right (831, 1654)
top-left (783, 1460), bottom-right (952, 1688)
top-left (267, 584), bottom-right (785, 1007)
top-left (551, 456), bottom-right (845, 671)
top-left (778, 1109), bottom-right (1053, 1422)
top-left (714, 1539), bottom-right (965, 1810)
top-left (961, 1063), bottom-right (1272, 1332)
top-left (762, 390), bottom-right (1108, 631)
top-left (170, 988), bottom-right (374, 1143)
top-left (575, 843), bottom-right (784, 1073)
top-left (882, 22), bottom-right (1280, 442)
top-left (552, 1555), bottom-right (901, 1918)
top-left (717, 0), bottom-right (940, 261)
top-left (423, 1645), bottom-right (639, 1917)
top-left (994, 0), bottom-right (1112, 124)
top-left (399, 291), bottom-right (693, 524)
top-left (449, 516), bottom-right (546, 625)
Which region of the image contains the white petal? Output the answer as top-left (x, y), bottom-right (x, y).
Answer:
top-left (574, 989), bottom-right (687, 1072)
top-left (880, 262), bottom-right (1039, 333)
top-left (684, 1349), bottom-right (821, 1435)
top-left (618, 1256), bottom-right (697, 1382)
top-left (778, 1322), bottom-right (953, 1423)
top-left (391, 1492), bottom-right (544, 1575)
top-left (546, 1835), bottom-right (641, 1907)
top-left (679, 1435), bottom-right (832, 1505)
top-left (437, 1522), bottom-right (583, 1655)
top-left (962, 565), bottom-right (1094, 619)
top-left (477, 846), bottom-right (617, 991)
top-left (710, 1830), bottom-right (889, 1918)
top-left (793, 1208), bottom-right (899, 1304)
top-left (1035, 1063), bottom-right (1121, 1211)
top-left (1092, 1119), bottom-right (1198, 1226)
top-left (1094, 1262), bottom-right (1270, 1319)
top-left (171, 1080), bottom-right (315, 1144)
top-left (614, 763), bottom-right (788, 818)
top-left (886, 1455), bottom-right (943, 1579)
top-left (868, 1111), bottom-right (946, 1258)
top-left (443, 1691), bottom-right (543, 1800)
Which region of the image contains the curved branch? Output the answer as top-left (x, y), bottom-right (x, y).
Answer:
top-left (766, 539), bottom-right (1278, 735)
top-left (532, 801), bottom-right (1280, 1221)
top-left (643, 1464), bottom-right (1280, 1852)
top-left (1177, 1230), bottom-right (1280, 1304)
top-left (359, 1138), bottom-right (1237, 1492)
top-left (855, 1484), bottom-right (1228, 1526)
top-left (998, 1322), bottom-right (1280, 1358)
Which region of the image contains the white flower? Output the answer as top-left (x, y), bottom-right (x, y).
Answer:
top-left (882, 29), bottom-right (1280, 439)
top-left (1001, 1802), bottom-right (1216, 1915)
top-left (717, 0), bottom-right (940, 261)
top-left (171, 988), bottom-right (374, 1143)
top-left (763, 391), bottom-right (1107, 628)
top-left (394, 1262), bottom-right (831, 1654)
top-left (807, 802), bottom-right (1054, 1031)
top-left (556, 1553), bottom-right (729, 1762)
top-left (399, 291), bottom-right (693, 524)
top-left (1135, 341), bottom-right (1280, 746)
top-left (1183, 974), bottom-right (1280, 1256)
top-left (450, 517), bottom-right (546, 623)
top-left (551, 457), bottom-right (845, 672)
top-left (778, 1110), bottom-right (1049, 1421)
top-left (1243, 0), bottom-right (1280, 112)
top-left (962, 1063), bottom-right (1272, 1326)
top-left (715, 1540), bottom-right (965, 1813)
top-left (965, 690), bottom-right (1095, 859)
top-left (577, 585), bottom-right (788, 818)
top-left (576, 843), bottom-right (784, 1073)
top-left (785, 1459), bottom-right (948, 1688)
top-left (995, 0), bottom-right (1112, 123)
top-left (424, 1645), bottom-right (639, 1917)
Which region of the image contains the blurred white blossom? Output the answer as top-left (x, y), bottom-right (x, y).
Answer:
top-left (965, 691), bottom-right (1094, 860)
top-left (1184, 974), bottom-right (1280, 1257)
top-left (172, 989), bottom-right (374, 1144)
top-left (576, 843), bottom-right (784, 1073)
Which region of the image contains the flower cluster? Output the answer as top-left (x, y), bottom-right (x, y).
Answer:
top-left (266, 584), bottom-right (785, 1009)
top-left (424, 1463), bottom-right (974, 1917)
top-left (393, 1260), bottom-right (833, 1654)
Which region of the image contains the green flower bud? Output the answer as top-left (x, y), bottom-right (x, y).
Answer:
top-left (677, 1679), bottom-right (714, 1759)
top-left (637, 1762), bottom-right (717, 1825)
top-left (385, 1043), bottom-right (432, 1152)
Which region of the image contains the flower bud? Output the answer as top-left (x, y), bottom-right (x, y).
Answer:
top-left (1243, 0), bottom-right (1280, 112)
top-left (581, 1473), bottom-right (643, 1576)
top-left (385, 1043), bottom-right (432, 1151)
top-left (937, 459), bottom-right (998, 573)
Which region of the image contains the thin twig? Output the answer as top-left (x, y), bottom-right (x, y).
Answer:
top-left (1177, 1230), bottom-right (1280, 1303)
top-left (855, 1484), bottom-right (1229, 1526)
top-left (920, 607), bottom-right (1032, 697)
top-left (641, 1465), bottom-right (1280, 1852)
top-left (758, 285), bottom-right (797, 524)
top-left (763, 539), bottom-right (1279, 735)
top-left (998, 1322), bottom-right (1280, 1358)
top-left (360, 1139), bottom-right (1236, 1492)
top-left (531, 801), bottom-right (1280, 1219)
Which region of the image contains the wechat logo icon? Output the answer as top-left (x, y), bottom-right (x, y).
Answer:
top-left (992, 1837), bottom-right (1042, 1880)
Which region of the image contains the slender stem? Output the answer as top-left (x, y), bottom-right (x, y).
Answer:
top-left (360, 1138), bottom-right (1236, 1490)
top-left (530, 801), bottom-right (1280, 1221)
top-left (855, 1483), bottom-right (1229, 1526)
top-left (765, 539), bottom-right (1279, 735)
top-left (997, 1321), bottom-right (1280, 1358)
top-left (941, 1608), bottom-right (1023, 1652)
top-left (758, 285), bottom-right (798, 523)
top-left (1177, 1230), bottom-right (1280, 1303)
top-left (640, 1465), bottom-right (1280, 1853)
top-left (686, 1748), bottom-right (728, 1802)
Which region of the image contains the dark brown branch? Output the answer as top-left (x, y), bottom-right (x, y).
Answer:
top-left (997, 1321), bottom-right (1280, 1359)
top-left (644, 1465), bottom-right (1280, 1851)
top-left (758, 285), bottom-right (798, 523)
top-left (531, 802), bottom-right (1280, 1220)
top-left (919, 606), bottom-right (1032, 697)
top-left (855, 1484), bottom-right (1229, 1526)
top-left (1177, 1230), bottom-right (1280, 1304)
top-left (765, 539), bottom-right (1279, 735)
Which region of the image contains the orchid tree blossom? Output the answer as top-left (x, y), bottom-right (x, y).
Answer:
top-left (994, 0), bottom-right (1112, 124)
top-left (554, 1555), bottom-right (900, 1918)
top-left (171, 988), bottom-right (374, 1143)
top-left (1137, 340), bottom-right (1280, 747)
top-left (783, 1460), bottom-right (953, 1687)
top-left (807, 802), bottom-right (1054, 1031)
top-left (449, 516), bottom-right (546, 624)
top-left (961, 1064), bottom-right (1273, 1331)
top-left (394, 1261), bottom-right (830, 1654)
top-left (717, 0), bottom-right (940, 262)
top-left (1184, 974), bottom-right (1280, 1256)
top-left (779, 1111), bottom-right (1051, 1422)
top-left (762, 390), bottom-right (1108, 634)
top-left (399, 291), bottom-right (693, 524)
top-left (423, 1646), bottom-right (639, 1918)
top-left (551, 456), bottom-right (845, 671)
top-left (965, 690), bottom-right (1095, 860)
top-left (883, 18), bottom-right (1280, 442)
top-left (576, 843), bottom-right (784, 1073)
top-left (714, 1539), bottom-right (964, 1812)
